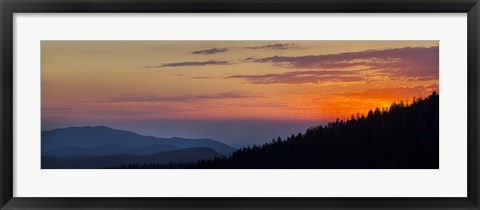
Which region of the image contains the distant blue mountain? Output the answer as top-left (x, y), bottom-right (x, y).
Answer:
top-left (42, 126), bottom-right (235, 157)
top-left (42, 147), bottom-right (223, 169)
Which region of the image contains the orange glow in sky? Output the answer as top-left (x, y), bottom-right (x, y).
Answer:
top-left (42, 41), bottom-right (439, 127)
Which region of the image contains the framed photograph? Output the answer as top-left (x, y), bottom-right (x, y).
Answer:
top-left (1, 0), bottom-right (479, 209)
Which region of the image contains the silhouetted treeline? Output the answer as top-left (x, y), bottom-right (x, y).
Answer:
top-left (113, 92), bottom-right (439, 169)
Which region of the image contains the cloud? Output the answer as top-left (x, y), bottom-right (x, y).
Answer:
top-left (144, 60), bottom-right (232, 68)
top-left (87, 109), bottom-right (154, 116)
top-left (111, 91), bottom-right (257, 103)
top-left (42, 106), bottom-right (156, 117)
top-left (191, 76), bottom-right (212, 79)
top-left (245, 43), bottom-right (296, 50)
top-left (191, 48), bottom-right (229, 55)
top-left (226, 70), bottom-right (363, 85)
top-left (42, 107), bottom-right (72, 113)
top-left (245, 46), bottom-right (439, 81)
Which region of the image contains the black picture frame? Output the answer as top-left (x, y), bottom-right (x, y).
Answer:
top-left (1, 0), bottom-right (479, 209)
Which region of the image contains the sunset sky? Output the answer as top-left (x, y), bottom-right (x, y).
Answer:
top-left (41, 41), bottom-right (439, 146)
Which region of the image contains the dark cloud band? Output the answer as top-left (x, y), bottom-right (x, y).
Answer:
top-left (227, 70), bottom-right (363, 85)
top-left (245, 43), bottom-right (296, 50)
top-left (244, 46), bottom-right (439, 81)
top-left (145, 60), bottom-right (232, 68)
top-left (111, 91), bottom-right (256, 103)
top-left (191, 48), bottom-right (229, 55)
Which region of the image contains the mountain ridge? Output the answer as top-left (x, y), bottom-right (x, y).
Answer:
top-left (42, 125), bottom-right (235, 156)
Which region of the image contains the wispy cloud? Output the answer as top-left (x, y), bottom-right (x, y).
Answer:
top-left (42, 107), bottom-right (72, 113)
top-left (245, 43), bottom-right (296, 50)
top-left (191, 48), bottom-right (229, 55)
top-left (191, 76), bottom-right (212, 79)
top-left (41, 106), bottom-right (157, 117)
top-left (245, 46), bottom-right (439, 81)
top-left (144, 60), bottom-right (232, 68)
top-left (111, 91), bottom-right (257, 103)
top-left (226, 70), bottom-right (362, 85)
top-left (86, 109), bottom-right (155, 116)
